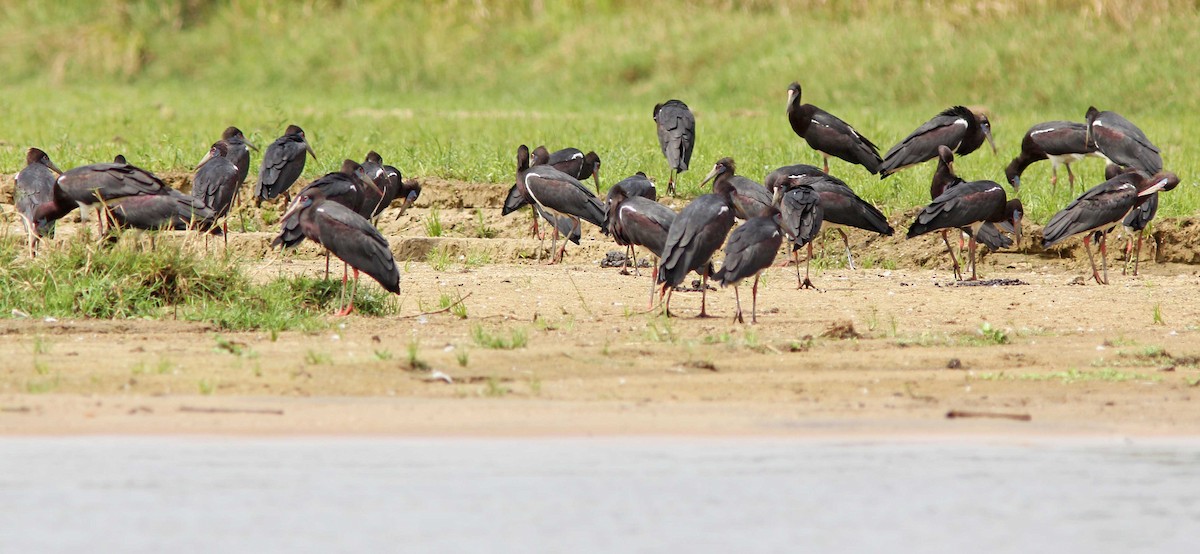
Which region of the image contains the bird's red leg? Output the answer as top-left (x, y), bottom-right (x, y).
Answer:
top-left (732, 284), bottom-right (743, 324)
top-left (698, 271), bottom-right (711, 318)
top-left (967, 235), bottom-right (979, 281)
top-left (334, 263), bottom-right (352, 316)
top-left (941, 230), bottom-right (962, 280)
top-left (649, 265), bottom-right (658, 309)
top-left (1051, 167), bottom-right (1059, 188)
top-left (801, 243), bottom-right (817, 289)
top-left (822, 155), bottom-right (830, 174)
top-left (1083, 235), bottom-right (1102, 284)
top-left (751, 274), bottom-right (760, 324)
top-left (1134, 230), bottom-right (1145, 276)
top-left (1066, 164), bottom-right (1076, 191)
top-left (793, 249), bottom-right (803, 288)
top-left (1100, 233), bottom-right (1110, 284)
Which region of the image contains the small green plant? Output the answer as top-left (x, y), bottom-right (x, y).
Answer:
top-left (425, 207), bottom-right (443, 237)
top-left (456, 349), bottom-right (470, 367)
top-left (483, 376), bottom-right (510, 397)
top-left (439, 293), bottom-right (468, 319)
top-left (1153, 303), bottom-right (1165, 325)
top-left (427, 245), bottom-right (453, 271)
top-left (198, 379), bottom-right (216, 395)
top-left (374, 349), bottom-right (393, 361)
top-left (977, 322), bottom-right (1009, 345)
top-left (304, 350), bottom-right (331, 365)
top-left (213, 335), bottom-right (247, 356)
top-left (645, 317), bottom-right (677, 344)
top-left (471, 325), bottom-right (528, 349)
top-left (529, 374), bottom-right (542, 396)
top-left (407, 338), bottom-right (430, 370)
top-left (465, 249), bottom-right (492, 268)
top-left (474, 208), bottom-right (497, 239)
top-left (32, 335), bottom-right (50, 355)
top-left (33, 360), bottom-right (50, 376)
top-left (25, 375), bottom-right (59, 394)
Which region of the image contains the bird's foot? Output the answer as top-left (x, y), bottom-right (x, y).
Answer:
top-left (696, 311), bottom-right (714, 319)
top-left (334, 305), bottom-right (355, 317)
top-left (798, 278), bottom-right (818, 290)
top-left (733, 312), bottom-right (744, 324)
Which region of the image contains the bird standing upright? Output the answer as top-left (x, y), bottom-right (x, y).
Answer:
top-left (714, 208), bottom-right (783, 323)
top-left (657, 174), bottom-right (735, 317)
top-left (256, 125), bottom-right (316, 205)
top-left (785, 82), bottom-right (882, 174)
top-left (654, 99), bottom-right (695, 196)
top-left (279, 188), bottom-right (401, 316)
top-left (193, 141), bottom-right (241, 243)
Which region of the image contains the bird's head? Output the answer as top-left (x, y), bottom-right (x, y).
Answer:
top-left (517, 144), bottom-right (531, 173)
top-left (701, 157), bottom-right (736, 188)
top-left (786, 81), bottom-right (801, 108)
top-left (365, 151), bottom-right (383, 165)
top-left (997, 198), bottom-right (1024, 249)
top-left (977, 114), bottom-right (997, 154)
top-left (27, 147), bottom-right (63, 175)
top-left (1138, 172), bottom-right (1180, 196)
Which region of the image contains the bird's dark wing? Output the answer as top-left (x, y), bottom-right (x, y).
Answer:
top-left (1028, 121), bottom-right (1092, 156)
top-left (729, 177), bottom-right (774, 220)
top-left (714, 216), bottom-right (783, 286)
top-left (524, 167), bottom-right (605, 227)
top-left (310, 202), bottom-right (400, 293)
top-left (1123, 192), bottom-right (1157, 231)
top-left (656, 103), bottom-right (696, 172)
top-left (907, 181), bottom-right (1005, 238)
top-left (974, 222), bottom-right (1013, 250)
top-left (110, 189), bottom-right (215, 231)
top-left (1042, 181), bottom-right (1136, 247)
top-left (807, 107), bottom-right (883, 173)
top-left (658, 194), bottom-right (733, 287)
top-left (812, 181), bottom-right (893, 235)
top-left (257, 137), bottom-right (307, 198)
top-left (16, 165), bottom-right (58, 232)
top-left (193, 158), bottom-right (240, 217)
top-left (502, 183), bottom-right (529, 215)
top-left (614, 197), bottom-right (676, 255)
top-left (779, 186), bottom-right (823, 248)
top-left (763, 164), bottom-right (826, 192)
top-left (608, 175), bottom-right (657, 202)
top-left (880, 111), bottom-right (971, 175)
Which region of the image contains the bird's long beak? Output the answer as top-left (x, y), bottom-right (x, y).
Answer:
top-left (592, 170), bottom-right (601, 195)
top-left (984, 127), bottom-right (997, 154)
top-left (305, 143), bottom-right (318, 161)
top-left (1011, 175), bottom-right (1020, 193)
top-left (246, 141), bottom-right (260, 152)
top-left (699, 166), bottom-right (722, 187)
top-left (1013, 211), bottom-right (1023, 249)
top-left (46, 161), bottom-right (64, 176)
top-left (786, 88), bottom-right (797, 109)
top-left (1138, 175), bottom-right (1173, 196)
top-left (771, 186), bottom-right (783, 206)
top-left (196, 150), bottom-right (215, 170)
top-left (280, 197), bottom-right (304, 222)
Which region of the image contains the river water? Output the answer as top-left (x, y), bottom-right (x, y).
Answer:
top-left (2, 436), bottom-right (1197, 553)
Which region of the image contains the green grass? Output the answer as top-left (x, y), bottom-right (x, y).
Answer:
top-left (407, 338), bottom-right (430, 371)
top-left (0, 238), bottom-right (396, 330)
top-left (977, 368), bottom-right (1160, 384)
top-left (425, 207), bottom-right (444, 237)
top-left (471, 325), bottom-right (528, 350)
top-left (1, 2), bottom-right (1198, 224)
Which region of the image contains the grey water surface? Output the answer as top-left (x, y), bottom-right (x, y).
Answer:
top-left (2, 436), bottom-right (1198, 553)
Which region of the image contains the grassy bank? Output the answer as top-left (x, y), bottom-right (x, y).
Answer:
top-left (1, 1), bottom-right (1197, 222)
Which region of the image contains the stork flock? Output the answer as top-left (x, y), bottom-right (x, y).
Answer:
top-left (12, 81), bottom-right (1182, 322)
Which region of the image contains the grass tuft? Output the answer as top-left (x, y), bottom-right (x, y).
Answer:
top-left (471, 325), bottom-right (528, 349)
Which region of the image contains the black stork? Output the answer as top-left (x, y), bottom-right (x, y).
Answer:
top-left (762, 163), bottom-right (826, 192)
top-left (1043, 170), bottom-right (1178, 285)
top-left (1085, 107), bottom-right (1165, 275)
top-left (879, 106), bottom-right (996, 178)
top-left (31, 159), bottom-right (176, 235)
top-left (360, 151), bottom-right (405, 221)
top-left (193, 140), bottom-right (241, 243)
top-left (273, 160), bottom-right (377, 277)
top-left (502, 145), bottom-right (575, 243)
top-left (15, 148), bottom-right (64, 253)
top-left (771, 177), bottom-right (823, 289)
top-left (220, 126), bottom-right (257, 191)
top-left (714, 208), bottom-right (783, 323)
top-left (516, 145), bottom-right (606, 263)
top-left (280, 187), bottom-right (401, 316)
top-left (698, 157), bottom-right (773, 220)
top-left (605, 172), bottom-right (660, 272)
top-left (532, 146), bottom-right (602, 195)
top-left (1005, 121), bottom-right (1106, 191)
top-left (656, 176), bottom-right (735, 317)
top-left (105, 191), bottom-right (217, 234)
top-left (786, 82), bottom-right (882, 175)
top-left (771, 171), bottom-right (893, 269)
top-left (605, 186), bottom-right (676, 306)
top-left (907, 165), bottom-right (1023, 281)
top-left (654, 99), bottom-right (695, 196)
top-left (396, 178), bottom-right (421, 217)
top-left (255, 125), bottom-right (316, 205)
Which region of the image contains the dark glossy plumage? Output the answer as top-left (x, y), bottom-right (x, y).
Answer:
top-left (784, 173), bottom-right (892, 236)
top-left (283, 191), bottom-right (401, 295)
top-left (762, 163), bottom-right (826, 192)
top-left (360, 151), bottom-right (406, 218)
top-left (654, 99), bottom-right (695, 195)
top-left (1043, 171), bottom-right (1177, 248)
top-left (775, 183), bottom-right (823, 252)
top-left (1005, 121), bottom-right (1103, 190)
top-left (256, 124), bottom-right (315, 201)
top-left (108, 190), bottom-right (216, 232)
top-left (193, 141), bottom-right (240, 220)
top-left (786, 82), bottom-right (881, 174)
top-left (606, 191), bottom-right (676, 257)
top-left (880, 106), bottom-right (995, 178)
top-left (221, 126), bottom-right (254, 189)
top-left (907, 174), bottom-right (1022, 280)
top-left (606, 172), bottom-right (656, 203)
top-left (32, 161), bottom-right (172, 224)
top-left (15, 148), bottom-right (63, 237)
top-left (657, 184), bottom-right (734, 290)
top-left (272, 160), bottom-right (373, 249)
top-left (714, 209), bottom-right (783, 323)
top-left (700, 158), bottom-right (772, 220)
top-left (515, 145), bottom-right (605, 262)
top-left (1085, 107), bottom-right (1162, 174)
